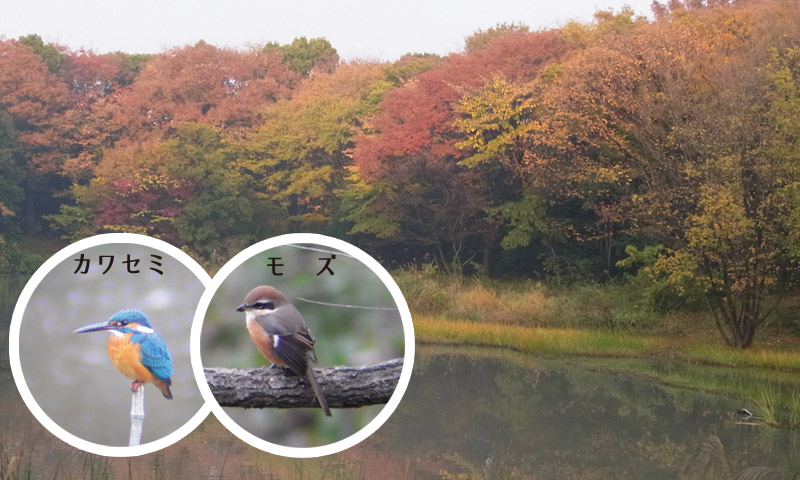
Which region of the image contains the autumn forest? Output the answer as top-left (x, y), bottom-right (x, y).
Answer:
top-left (2, 0), bottom-right (800, 350)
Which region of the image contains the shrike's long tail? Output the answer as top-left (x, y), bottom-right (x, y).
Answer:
top-left (305, 368), bottom-right (331, 417)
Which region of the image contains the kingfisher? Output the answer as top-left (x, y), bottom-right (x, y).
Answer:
top-left (73, 309), bottom-right (174, 399)
top-left (237, 286), bottom-right (331, 416)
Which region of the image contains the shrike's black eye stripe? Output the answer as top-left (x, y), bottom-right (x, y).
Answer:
top-left (252, 301), bottom-right (275, 310)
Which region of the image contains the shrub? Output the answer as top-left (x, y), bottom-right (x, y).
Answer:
top-left (617, 245), bottom-right (704, 313)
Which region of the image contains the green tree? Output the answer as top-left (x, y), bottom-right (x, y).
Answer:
top-left (0, 109), bottom-right (27, 270)
top-left (345, 150), bottom-right (491, 275)
top-left (51, 123), bottom-right (274, 263)
top-left (272, 37), bottom-right (339, 76)
top-left (164, 123), bottom-right (271, 263)
top-left (243, 62), bottom-right (390, 231)
top-left (111, 52), bottom-right (153, 86)
top-left (0, 111), bottom-right (23, 220)
top-left (383, 53), bottom-right (442, 86)
top-left (453, 76), bottom-right (546, 269)
top-left (18, 34), bottom-right (66, 75)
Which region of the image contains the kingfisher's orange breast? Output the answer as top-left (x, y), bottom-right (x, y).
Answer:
top-left (107, 333), bottom-right (157, 383)
top-left (246, 317), bottom-right (283, 366)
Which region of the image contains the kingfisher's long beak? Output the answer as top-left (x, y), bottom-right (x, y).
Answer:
top-left (73, 322), bottom-right (115, 334)
top-left (236, 304), bottom-right (247, 312)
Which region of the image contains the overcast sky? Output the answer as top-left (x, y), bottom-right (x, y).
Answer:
top-left (1, 0), bottom-right (655, 61)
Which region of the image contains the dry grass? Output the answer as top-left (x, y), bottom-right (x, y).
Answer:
top-left (447, 283), bottom-right (551, 326)
top-left (395, 269), bottom-right (661, 330)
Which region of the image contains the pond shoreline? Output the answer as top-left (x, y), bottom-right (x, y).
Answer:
top-left (416, 316), bottom-right (800, 370)
top-left (415, 320), bottom-right (800, 429)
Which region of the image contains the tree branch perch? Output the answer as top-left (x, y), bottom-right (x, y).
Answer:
top-left (204, 358), bottom-right (403, 410)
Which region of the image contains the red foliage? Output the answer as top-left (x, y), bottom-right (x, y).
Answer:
top-left (54, 52), bottom-right (134, 178)
top-left (354, 30), bottom-right (568, 179)
top-left (113, 42), bottom-right (300, 139)
top-left (63, 51), bottom-right (123, 101)
top-left (0, 41), bottom-right (127, 177)
top-left (93, 175), bottom-right (197, 242)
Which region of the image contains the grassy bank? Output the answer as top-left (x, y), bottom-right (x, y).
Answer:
top-left (416, 316), bottom-right (660, 357)
top-left (415, 315), bottom-right (800, 372)
top-left (401, 271), bottom-right (800, 428)
top-left (399, 267), bottom-right (800, 370)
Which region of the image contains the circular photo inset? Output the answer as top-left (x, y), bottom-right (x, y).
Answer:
top-left (193, 233), bottom-right (414, 457)
top-left (9, 233), bottom-right (210, 456)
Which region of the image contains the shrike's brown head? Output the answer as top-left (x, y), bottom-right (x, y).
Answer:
top-left (236, 286), bottom-right (288, 316)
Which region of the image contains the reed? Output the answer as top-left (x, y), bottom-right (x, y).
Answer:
top-left (752, 385), bottom-right (780, 427)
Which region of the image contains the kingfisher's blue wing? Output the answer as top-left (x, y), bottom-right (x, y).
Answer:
top-left (137, 334), bottom-right (174, 382)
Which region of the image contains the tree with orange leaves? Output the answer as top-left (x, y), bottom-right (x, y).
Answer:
top-left (113, 41), bottom-right (299, 140)
top-left (533, 4), bottom-right (800, 347)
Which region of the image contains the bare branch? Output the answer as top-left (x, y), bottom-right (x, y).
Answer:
top-left (204, 358), bottom-right (403, 410)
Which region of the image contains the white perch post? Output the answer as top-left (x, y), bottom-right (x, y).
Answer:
top-left (129, 386), bottom-right (144, 446)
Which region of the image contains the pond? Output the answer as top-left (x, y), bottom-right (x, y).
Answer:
top-left (377, 346), bottom-right (800, 478)
top-left (1, 273), bottom-right (798, 478)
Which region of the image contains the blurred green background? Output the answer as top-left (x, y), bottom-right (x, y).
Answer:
top-left (18, 243), bottom-right (206, 446)
top-left (201, 244), bottom-right (405, 448)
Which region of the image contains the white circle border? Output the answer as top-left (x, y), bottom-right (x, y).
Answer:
top-left (191, 233), bottom-right (415, 458)
top-left (9, 233), bottom-right (212, 457)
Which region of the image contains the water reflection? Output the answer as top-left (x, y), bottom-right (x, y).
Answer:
top-left (370, 347), bottom-right (800, 478)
